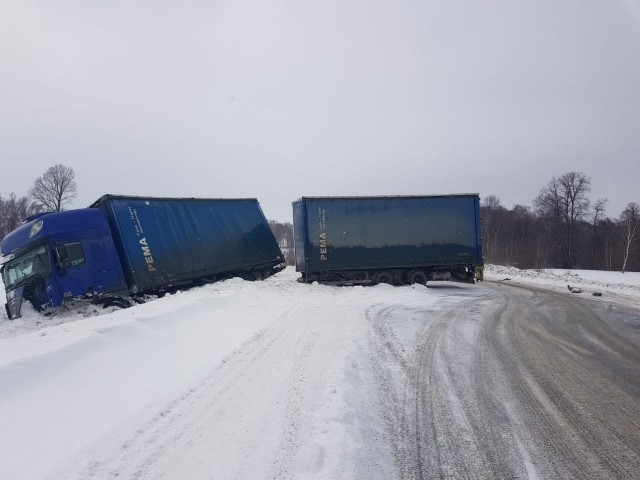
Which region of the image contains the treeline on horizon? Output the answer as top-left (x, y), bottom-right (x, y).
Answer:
top-left (482, 171), bottom-right (639, 273)
top-left (2, 167), bottom-right (638, 273)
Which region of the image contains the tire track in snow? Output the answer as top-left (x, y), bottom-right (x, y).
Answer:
top-left (67, 305), bottom-right (304, 480)
top-left (410, 297), bottom-right (497, 480)
top-left (368, 282), bottom-right (640, 479)
top-left (267, 325), bottom-right (317, 479)
top-left (494, 283), bottom-right (640, 479)
top-left (367, 295), bottom-right (483, 480)
top-left (366, 304), bottom-right (416, 479)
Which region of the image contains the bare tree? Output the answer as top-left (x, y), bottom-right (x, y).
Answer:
top-left (590, 198), bottom-right (607, 266)
top-left (601, 218), bottom-right (618, 271)
top-left (29, 164), bottom-right (77, 212)
top-left (591, 198), bottom-right (607, 227)
top-left (535, 171), bottom-right (591, 268)
top-left (620, 202), bottom-right (639, 273)
top-left (0, 193), bottom-right (37, 239)
top-left (480, 195), bottom-right (503, 262)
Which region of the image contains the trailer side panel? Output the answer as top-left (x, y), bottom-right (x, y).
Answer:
top-left (293, 195), bottom-right (482, 276)
top-left (93, 196), bottom-right (284, 292)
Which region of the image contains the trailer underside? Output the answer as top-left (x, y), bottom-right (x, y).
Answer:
top-left (300, 264), bottom-right (483, 286)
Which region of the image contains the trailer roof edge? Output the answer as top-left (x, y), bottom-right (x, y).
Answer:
top-left (291, 193), bottom-right (480, 205)
top-left (90, 194), bottom-right (259, 208)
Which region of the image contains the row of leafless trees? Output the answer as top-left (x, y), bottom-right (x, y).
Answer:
top-left (482, 171), bottom-right (639, 272)
top-left (0, 164), bottom-right (78, 239)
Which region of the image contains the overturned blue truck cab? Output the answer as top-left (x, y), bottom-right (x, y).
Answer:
top-left (1, 195), bottom-right (285, 319)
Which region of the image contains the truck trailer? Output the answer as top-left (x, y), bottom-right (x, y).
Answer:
top-left (292, 194), bottom-right (483, 285)
top-left (1, 195), bottom-right (284, 319)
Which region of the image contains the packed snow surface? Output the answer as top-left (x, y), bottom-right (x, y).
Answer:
top-left (0, 268), bottom-right (482, 480)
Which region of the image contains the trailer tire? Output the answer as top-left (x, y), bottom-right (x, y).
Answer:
top-left (409, 270), bottom-right (428, 285)
top-left (374, 271), bottom-right (394, 285)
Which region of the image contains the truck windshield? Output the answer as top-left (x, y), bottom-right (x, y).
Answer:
top-left (2, 246), bottom-right (51, 290)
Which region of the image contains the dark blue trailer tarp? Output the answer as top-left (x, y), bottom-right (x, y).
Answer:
top-left (292, 195), bottom-right (482, 274)
top-left (91, 195), bottom-right (284, 293)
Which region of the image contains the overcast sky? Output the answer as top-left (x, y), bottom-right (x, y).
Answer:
top-left (1, 0), bottom-right (639, 222)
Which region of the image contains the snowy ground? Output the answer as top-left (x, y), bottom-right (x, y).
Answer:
top-left (0, 269), bottom-right (480, 480)
top-left (485, 264), bottom-right (640, 305)
top-left (1, 266), bottom-right (638, 479)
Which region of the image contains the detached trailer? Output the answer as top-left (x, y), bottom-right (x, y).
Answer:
top-left (292, 195), bottom-right (483, 285)
top-left (2, 195), bottom-right (284, 319)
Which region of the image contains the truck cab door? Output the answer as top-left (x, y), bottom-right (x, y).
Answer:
top-left (86, 237), bottom-right (127, 294)
top-left (52, 241), bottom-right (93, 299)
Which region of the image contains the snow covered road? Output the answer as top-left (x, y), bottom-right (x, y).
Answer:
top-left (1, 269), bottom-right (639, 479)
top-left (371, 280), bottom-right (640, 479)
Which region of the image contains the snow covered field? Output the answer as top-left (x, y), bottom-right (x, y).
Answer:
top-left (485, 264), bottom-right (640, 304)
top-left (0, 268), bottom-right (481, 480)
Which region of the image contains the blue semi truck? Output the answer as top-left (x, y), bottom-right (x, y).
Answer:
top-left (1, 195), bottom-right (284, 319)
top-left (292, 194), bottom-right (483, 285)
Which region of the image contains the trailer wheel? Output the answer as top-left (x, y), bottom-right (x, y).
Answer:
top-left (374, 271), bottom-right (394, 285)
top-left (409, 270), bottom-right (428, 285)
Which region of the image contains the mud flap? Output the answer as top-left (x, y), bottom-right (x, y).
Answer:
top-left (6, 287), bottom-right (24, 320)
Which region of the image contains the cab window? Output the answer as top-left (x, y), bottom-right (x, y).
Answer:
top-left (2, 246), bottom-right (50, 289)
top-left (54, 242), bottom-right (86, 269)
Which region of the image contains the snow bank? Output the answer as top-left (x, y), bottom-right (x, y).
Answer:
top-left (0, 275), bottom-right (290, 479)
top-left (544, 268), bottom-right (640, 286)
top-left (485, 265), bottom-right (640, 304)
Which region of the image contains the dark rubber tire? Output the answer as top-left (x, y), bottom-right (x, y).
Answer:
top-left (374, 271), bottom-right (394, 285)
top-left (409, 270), bottom-right (428, 285)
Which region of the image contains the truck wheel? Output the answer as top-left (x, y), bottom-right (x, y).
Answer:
top-left (409, 270), bottom-right (428, 285)
top-left (374, 271), bottom-right (394, 285)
